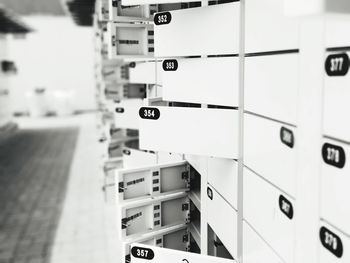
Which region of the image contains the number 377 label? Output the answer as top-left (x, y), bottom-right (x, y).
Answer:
top-left (139, 107), bottom-right (160, 120)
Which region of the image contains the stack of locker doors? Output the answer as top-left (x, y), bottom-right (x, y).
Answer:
top-left (319, 19), bottom-right (350, 263)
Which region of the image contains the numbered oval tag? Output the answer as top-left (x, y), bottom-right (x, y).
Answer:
top-left (325, 53), bottom-right (349, 76)
top-left (278, 195), bottom-right (293, 219)
top-left (123, 149), bottom-right (131, 155)
top-left (115, 107), bottom-right (124, 113)
top-left (154, 12), bottom-right (172, 25)
top-left (322, 143), bottom-right (346, 168)
top-left (139, 107), bottom-right (160, 120)
top-left (129, 62), bottom-right (136, 68)
top-left (131, 246), bottom-right (155, 260)
top-left (162, 59), bottom-right (178, 71)
top-left (320, 226), bottom-right (343, 258)
top-left (280, 127), bottom-right (294, 148)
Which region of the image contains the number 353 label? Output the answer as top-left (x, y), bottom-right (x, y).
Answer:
top-left (139, 107), bottom-right (160, 120)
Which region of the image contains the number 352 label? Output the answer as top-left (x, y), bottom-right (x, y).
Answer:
top-left (139, 107), bottom-right (160, 120)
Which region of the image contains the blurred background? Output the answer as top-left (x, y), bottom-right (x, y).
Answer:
top-left (0, 1), bottom-right (118, 263)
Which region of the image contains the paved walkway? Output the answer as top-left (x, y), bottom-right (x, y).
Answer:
top-left (0, 114), bottom-right (118, 263)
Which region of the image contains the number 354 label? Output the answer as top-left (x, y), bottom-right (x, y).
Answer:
top-left (139, 107), bottom-right (160, 120)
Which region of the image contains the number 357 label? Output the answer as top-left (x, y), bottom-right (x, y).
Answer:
top-left (139, 107), bottom-right (160, 120)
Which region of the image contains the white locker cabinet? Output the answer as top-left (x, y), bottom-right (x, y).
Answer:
top-left (122, 148), bottom-right (157, 168)
top-left (243, 221), bottom-right (284, 263)
top-left (321, 138), bottom-right (350, 236)
top-left (103, 157), bottom-right (124, 203)
top-left (128, 61), bottom-right (162, 85)
top-left (122, 223), bottom-right (189, 263)
top-left (114, 99), bottom-right (143, 129)
top-left (245, 0), bottom-right (299, 53)
top-left (118, 191), bottom-right (189, 238)
top-left (207, 185), bottom-right (237, 259)
top-left (323, 51), bottom-right (350, 143)
top-left (243, 168), bottom-right (295, 263)
top-left (131, 243), bottom-right (235, 263)
top-left (244, 113), bottom-right (297, 198)
top-left (139, 106), bottom-right (239, 159)
top-left (107, 23), bottom-right (154, 59)
top-left (245, 53), bottom-right (299, 125)
top-left (162, 57), bottom-right (239, 107)
top-left (108, 0), bottom-right (155, 21)
top-left (154, 3), bottom-right (240, 57)
top-left (117, 161), bottom-right (189, 202)
top-left (319, 221), bottom-right (349, 262)
top-left (207, 158), bottom-right (238, 209)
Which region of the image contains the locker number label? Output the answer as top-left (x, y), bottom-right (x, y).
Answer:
top-left (162, 59), bottom-right (178, 71)
top-left (280, 127), bottom-right (294, 148)
top-left (320, 226), bottom-right (343, 258)
top-left (131, 246), bottom-right (154, 260)
top-left (154, 12), bottom-right (171, 25)
top-left (139, 107), bottom-right (160, 120)
top-left (115, 107), bottom-right (124, 113)
top-left (322, 143), bottom-right (346, 168)
top-left (325, 53), bottom-right (349, 76)
top-left (278, 195), bottom-right (293, 219)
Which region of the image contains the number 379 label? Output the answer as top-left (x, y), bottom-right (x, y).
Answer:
top-left (139, 107), bottom-right (160, 120)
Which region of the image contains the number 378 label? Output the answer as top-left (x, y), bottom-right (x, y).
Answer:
top-left (139, 107), bottom-right (160, 120)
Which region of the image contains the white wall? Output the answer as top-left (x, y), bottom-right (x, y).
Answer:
top-left (9, 16), bottom-right (96, 114)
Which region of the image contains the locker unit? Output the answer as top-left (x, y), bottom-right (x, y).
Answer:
top-left (114, 98), bottom-right (143, 129)
top-left (107, 22), bottom-right (154, 59)
top-left (244, 113), bottom-right (297, 198)
top-left (116, 161), bottom-right (189, 202)
top-left (103, 157), bottom-right (124, 203)
top-left (139, 106), bottom-right (239, 159)
top-left (108, 135), bottom-right (139, 158)
top-left (323, 51), bottom-right (350, 143)
top-left (207, 185), bottom-right (237, 259)
top-left (108, 0), bottom-right (157, 21)
top-left (161, 57), bottom-right (239, 107)
top-left (122, 223), bottom-right (189, 263)
top-left (243, 168), bottom-right (295, 263)
top-left (128, 60), bottom-right (162, 85)
top-left (321, 138), bottom-right (350, 237)
top-left (118, 191), bottom-right (189, 238)
top-left (244, 53), bottom-right (299, 125)
top-left (105, 83), bottom-right (146, 100)
top-left (153, 3), bottom-right (240, 57)
top-left (122, 147), bottom-right (157, 168)
top-left (245, 0), bottom-right (299, 53)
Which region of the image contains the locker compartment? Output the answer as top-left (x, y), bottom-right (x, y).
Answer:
top-left (122, 223), bottom-right (188, 263)
top-left (188, 167), bottom-right (201, 211)
top-left (128, 61), bottom-right (162, 85)
top-left (243, 221), bottom-right (284, 263)
top-left (139, 106), bottom-right (239, 159)
top-left (188, 199), bottom-right (201, 248)
top-left (108, 0), bottom-right (156, 21)
top-left (131, 243), bottom-right (235, 263)
top-left (108, 136), bottom-right (139, 158)
top-left (243, 168), bottom-right (295, 263)
top-left (107, 23), bottom-right (153, 59)
top-left (323, 51), bottom-right (350, 143)
top-left (208, 225), bottom-right (234, 260)
top-left (321, 138), bottom-right (350, 236)
top-left (122, 147), bottom-right (157, 168)
top-left (154, 3), bottom-right (240, 57)
top-left (117, 161), bottom-right (189, 202)
top-left (162, 57), bottom-right (239, 107)
top-left (105, 83), bottom-right (146, 100)
top-left (207, 185), bottom-right (237, 259)
top-left (118, 191), bottom-right (189, 238)
top-left (207, 158), bottom-right (238, 209)
top-left (244, 113), bottom-right (297, 198)
top-left (319, 220), bottom-right (349, 262)
top-left (245, 0), bottom-right (299, 53)
top-left (114, 99), bottom-right (143, 129)
top-left (245, 53), bottom-right (299, 125)
top-left (97, 0), bottom-right (110, 21)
